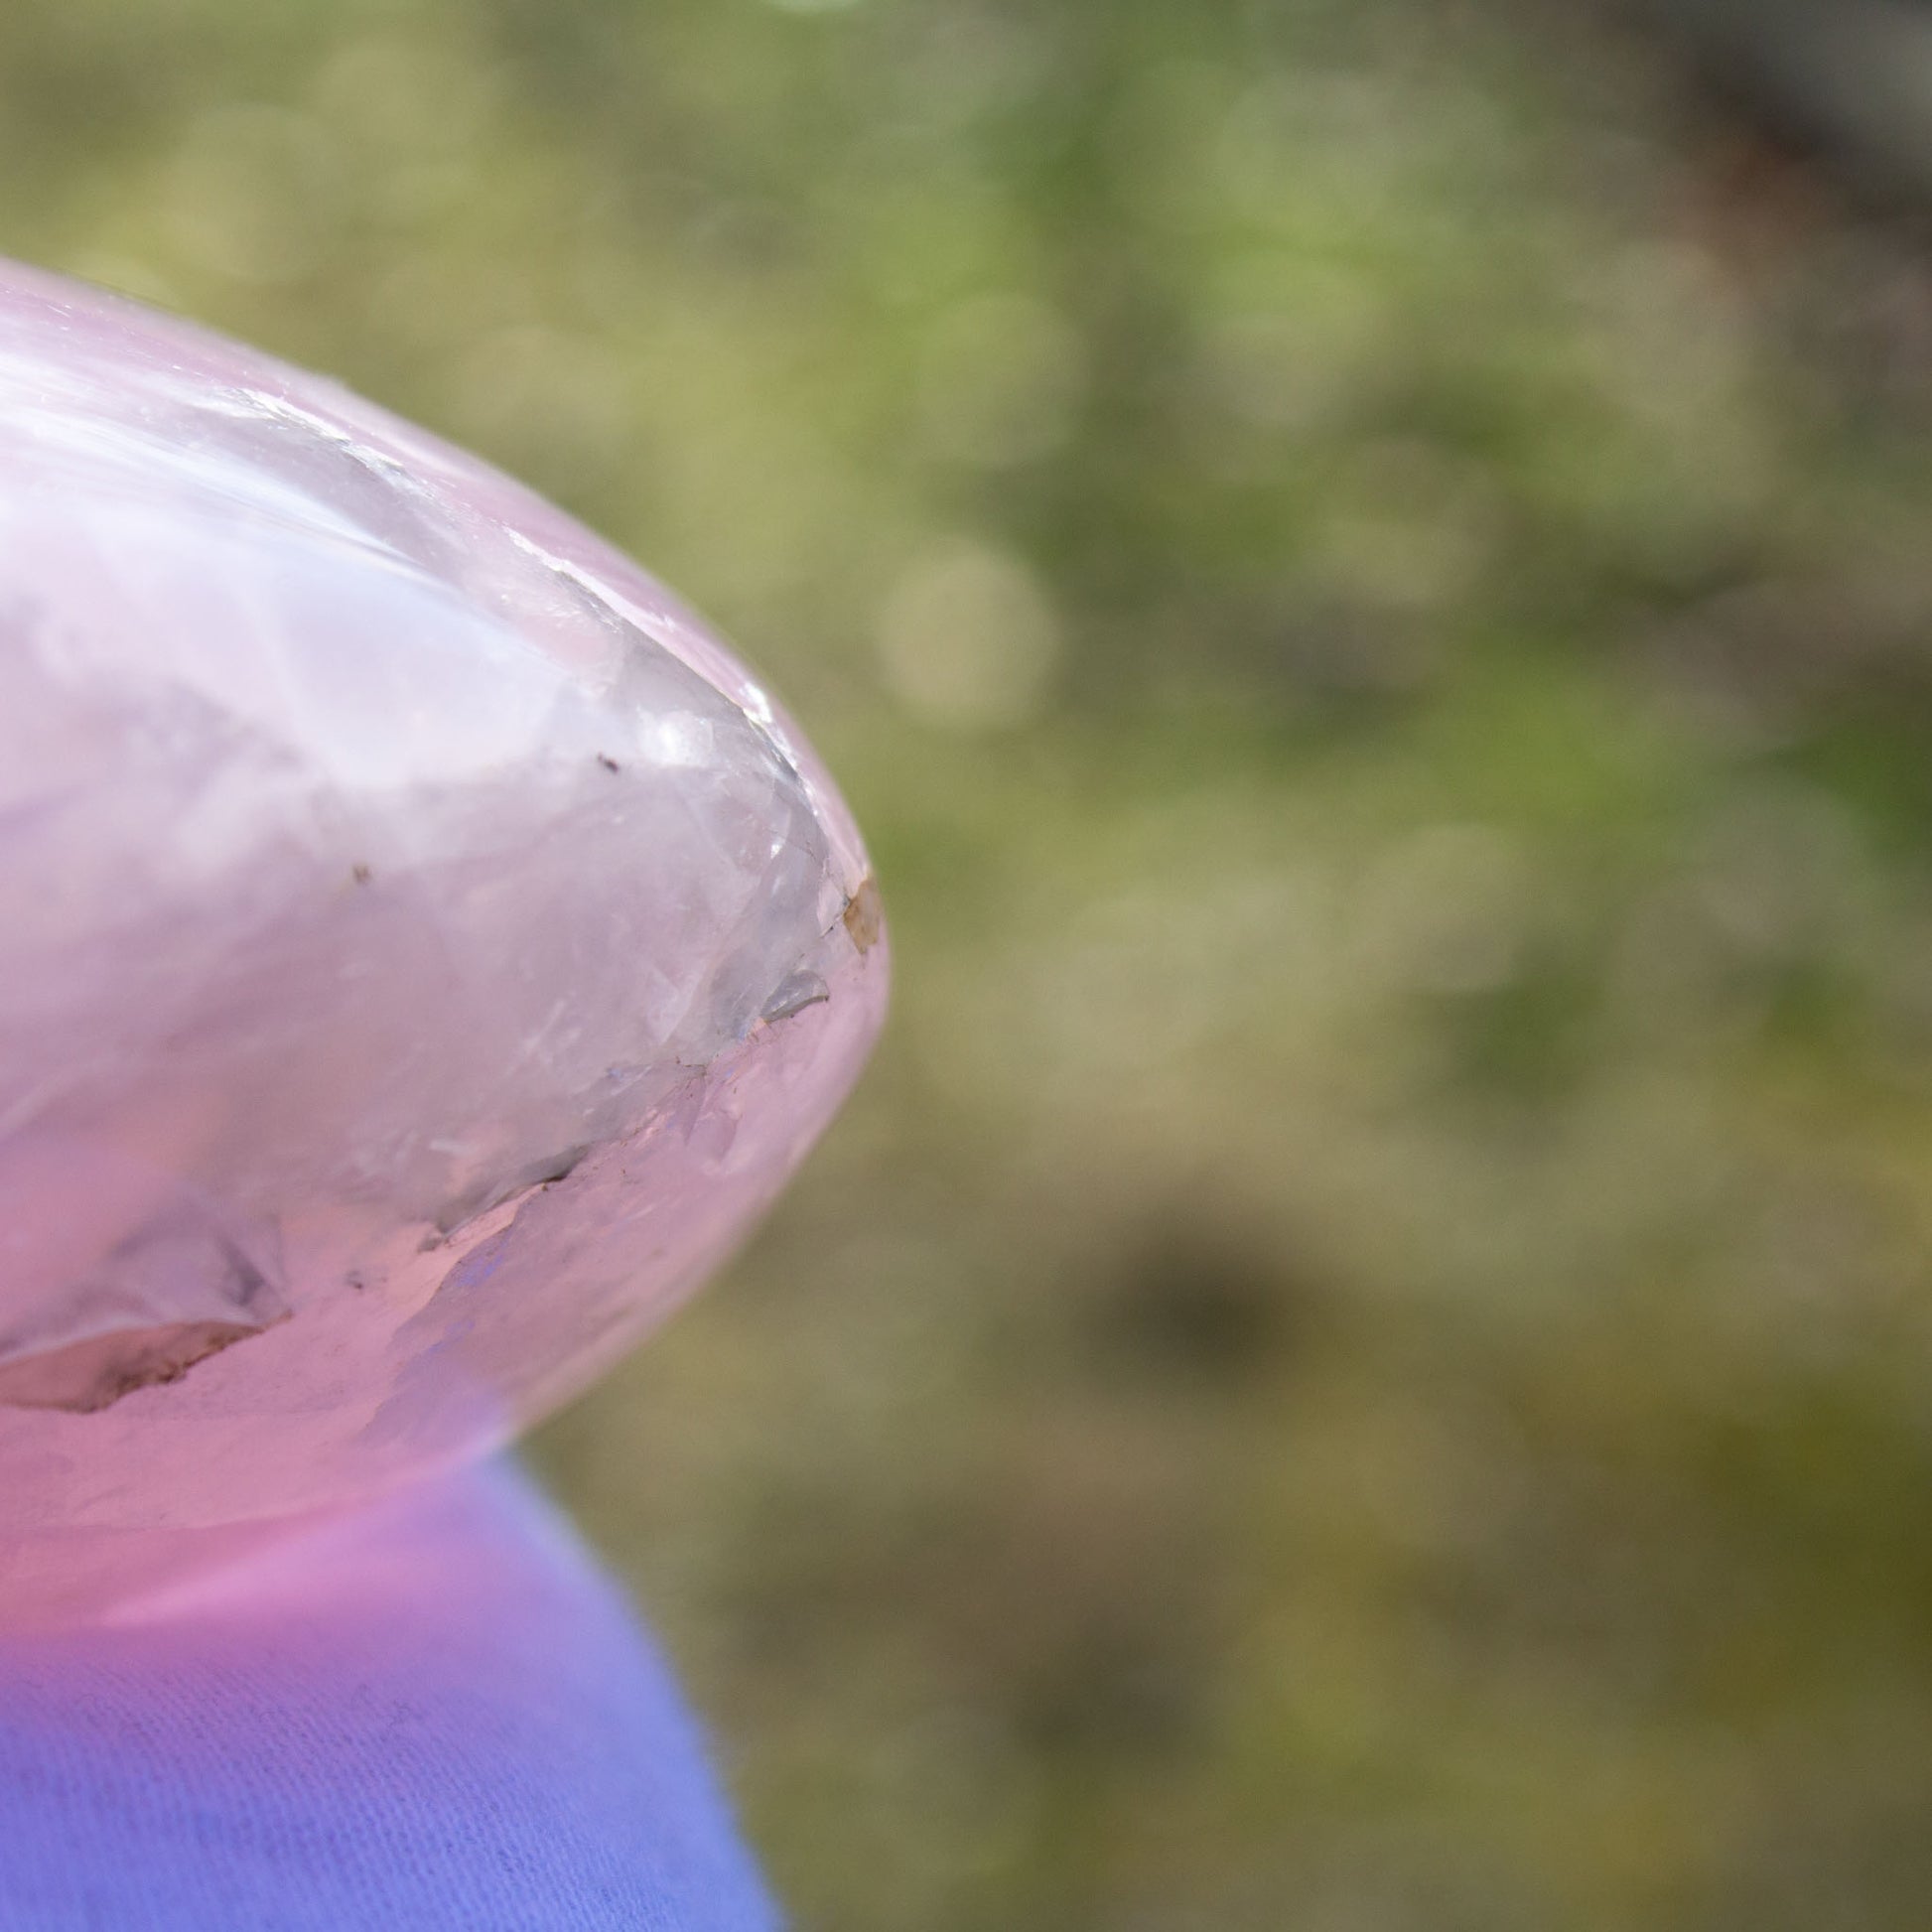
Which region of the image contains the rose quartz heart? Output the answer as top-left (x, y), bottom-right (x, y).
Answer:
top-left (0, 260), bottom-right (887, 1619)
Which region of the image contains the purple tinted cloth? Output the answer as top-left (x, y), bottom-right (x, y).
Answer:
top-left (0, 1464), bottom-right (779, 1930)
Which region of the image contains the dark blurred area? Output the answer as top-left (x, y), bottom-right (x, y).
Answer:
top-left (10, 1), bottom-right (1932, 1925)
top-left (1645, 0), bottom-right (1932, 203)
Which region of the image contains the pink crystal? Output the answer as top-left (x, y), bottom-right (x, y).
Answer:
top-left (0, 260), bottom-right (888, 1619)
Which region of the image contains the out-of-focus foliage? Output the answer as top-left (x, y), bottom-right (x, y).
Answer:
top-left (11, 0), bottom-right (1932, 1924)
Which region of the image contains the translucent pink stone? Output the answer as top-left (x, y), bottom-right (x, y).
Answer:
top-left (0, 260), bottom-right (887, 1619)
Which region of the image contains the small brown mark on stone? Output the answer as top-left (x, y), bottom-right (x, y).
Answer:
top-left (0, 1312), bottom-right (291, 1415)
top-left (842, 875), bottom-right (884, 954)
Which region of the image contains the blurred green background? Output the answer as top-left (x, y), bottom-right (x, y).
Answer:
top-left (12, 0), bottom-right (1932, 1924)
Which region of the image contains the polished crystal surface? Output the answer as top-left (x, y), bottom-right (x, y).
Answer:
top-left (0, 260), bottom-right (887, 1615)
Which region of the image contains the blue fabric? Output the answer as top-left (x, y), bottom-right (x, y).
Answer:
top-left (0, 1464), bottom-right (778, 1930)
